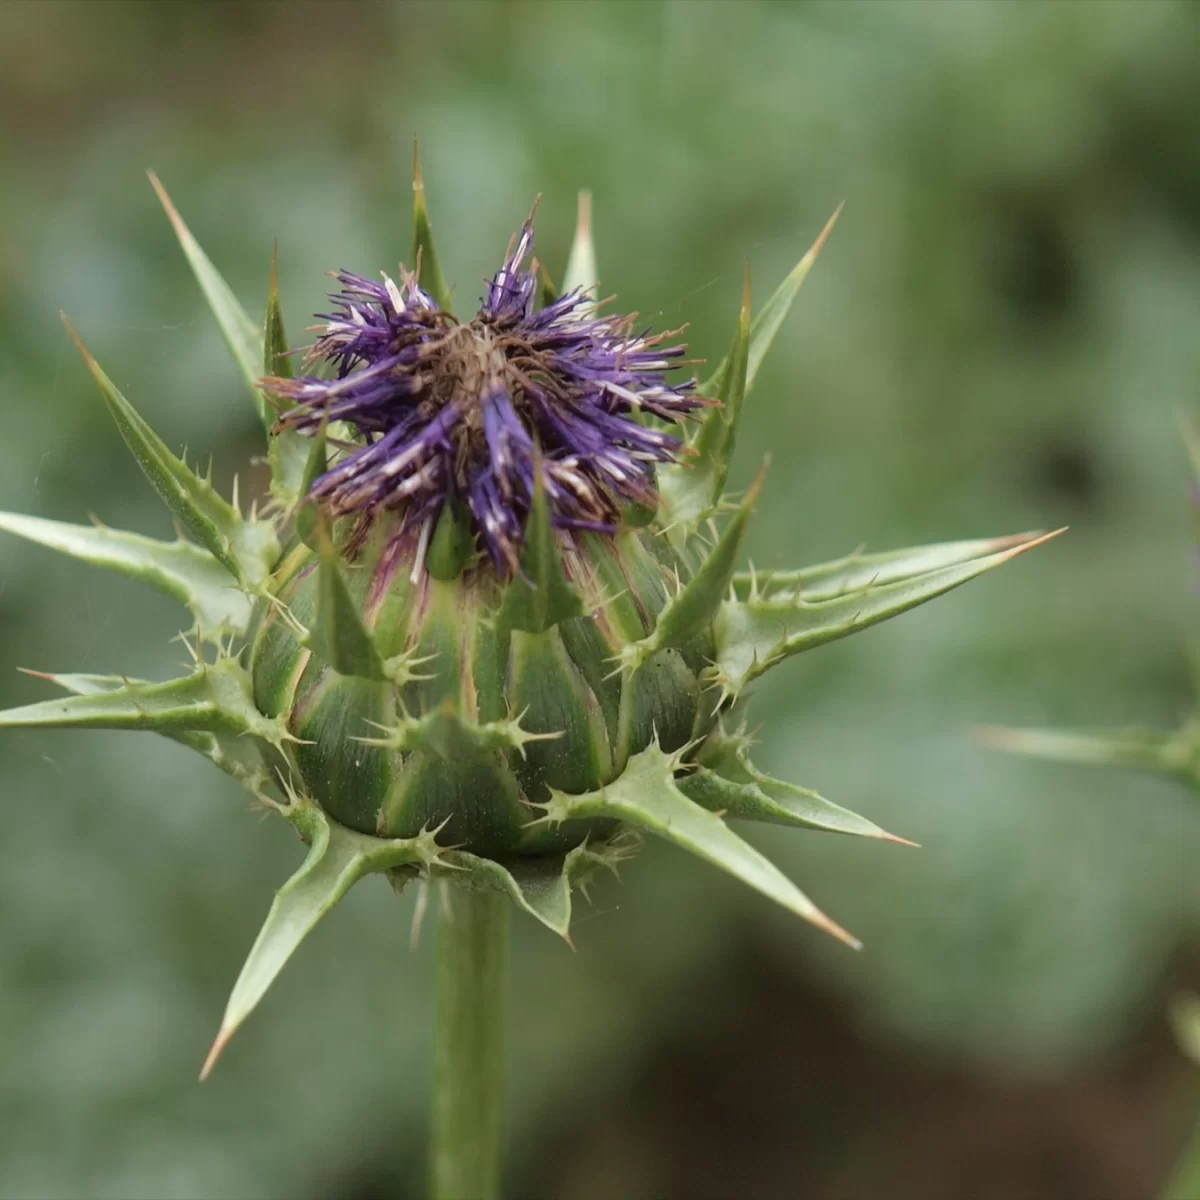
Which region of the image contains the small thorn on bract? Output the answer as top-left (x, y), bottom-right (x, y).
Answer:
top-left (880, 831), bottom-right (921, 849)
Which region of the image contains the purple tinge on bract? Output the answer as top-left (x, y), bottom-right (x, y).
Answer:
top-left (262, 213), bottom-right (705, 575)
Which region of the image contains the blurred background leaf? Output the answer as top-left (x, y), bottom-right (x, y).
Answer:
top-left (4, 1), bottom-right (1200, 1197)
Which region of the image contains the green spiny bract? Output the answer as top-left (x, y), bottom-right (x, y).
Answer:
top-left (0, 158), bottom-right (1058, 1075)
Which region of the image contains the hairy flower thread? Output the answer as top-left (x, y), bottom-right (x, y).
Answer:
top-left (265, 211), bottom-right (703, 575)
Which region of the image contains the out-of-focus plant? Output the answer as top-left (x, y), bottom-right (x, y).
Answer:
top-left (0, 155), bottom-right (1056, 1199)
top-left (982, 425), bottom-right (1200, 788)
top-left (984, 428), bottom-right (1200, 1199)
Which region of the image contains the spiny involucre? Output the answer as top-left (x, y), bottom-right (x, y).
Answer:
top-left (0, 155), bottom-right (1059, 1075)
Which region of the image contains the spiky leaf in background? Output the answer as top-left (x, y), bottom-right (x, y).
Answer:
top-left (982, 432), bottom-right (1200, 1200)
top-left (0, 163), bottom-right (1055, 1077)
top-left (981, 428), bottom-right (1200, 788)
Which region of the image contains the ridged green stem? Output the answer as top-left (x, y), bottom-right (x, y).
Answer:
top-left (431, 885), bottom-right (508, 1200)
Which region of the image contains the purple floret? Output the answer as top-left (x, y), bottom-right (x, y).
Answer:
top-left (263, 213), bottom-right (704, 575)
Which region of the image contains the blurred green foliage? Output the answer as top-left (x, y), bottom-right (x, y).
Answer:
top-left (4, 1), bottom-right (1200, 1196)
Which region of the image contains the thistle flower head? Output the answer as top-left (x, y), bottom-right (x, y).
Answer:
top-left (0, 164), bottom-right (1058, 1076)
top-left (264, 210), bottom-right (702, 576)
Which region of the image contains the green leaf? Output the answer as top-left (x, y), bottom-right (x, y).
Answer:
top-left (0, 511), bottom-right (249, 643)
top-left (624, 463), bottom-right (765, 672)
top-left (309, 524), bottom-right (385, 679)
top-left (263, 243), bottom-right (310, 506)
top-left (64, 318), bottom-right (280, 591)
top-left (705, 204), bottom-right (841, 399)
top-left (148, 171), bottom-right (270, 430)
top-left (561, 190), bottom-right (597, 299)
top-left (733, 532), bottom-right (1051, 602)
top-left (714, 528), bottom-right (1062, 694)
top-left (201, 806), bottom-right (444, 1078)
top-left (412, 141), bottom-right (453, 313)
top-left (29, 670), bottom-right (273, 789)
top-left (0, 657), bottom-right (286, 744)
top-left (683, 729), bottom-right (913, 842)
top-left (496, 461), bottom-right (585, 634)
top-left (440, 839), bottom-right (623, 940)
top-left (976, 722), bottom-right (1200, 785)
top-left (540, 741), bottom-right (859, 947)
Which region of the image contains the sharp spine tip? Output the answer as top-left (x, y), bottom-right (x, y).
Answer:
top-left (147, 169), bottom-right (183, 229)
top-left (818, 911), bottom-right (863, 951)
top-left (198, 1025), bottom-right (233, 1082)
top-left (412, 136), bottom-right (424, 192)
top-left (808, 203), bottom-right (844, 261)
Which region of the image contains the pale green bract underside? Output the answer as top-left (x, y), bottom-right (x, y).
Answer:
top-left (0, 174), bottom-right (1056, 1076)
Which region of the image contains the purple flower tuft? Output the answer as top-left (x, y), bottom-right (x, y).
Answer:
top-left (263, 212), bottom-right (704, 575)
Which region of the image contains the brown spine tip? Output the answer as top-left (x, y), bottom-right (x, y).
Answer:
top-left (809, 201), bottom-right (845, 261)
top-left (60, 313), bottom-right (98, 372)
top-left (412, 136), bottom-right (425, 195)
top-left (813, 908), bottom-right (863, 952)
top-left (16, 667), bottom-right (56, 682)
top-left (745, 456), bottom-right (771, 507)
top-left (969, 723), bottom-right (1034, 753)
top-left (198, 1024), bottom-right (233, 1082)
top-left (995, 526), bottom-right (1069, 563)
top-left (575, 189), bottom-right (592, 239)
top-left (146, 169), bottom-right (185, 235)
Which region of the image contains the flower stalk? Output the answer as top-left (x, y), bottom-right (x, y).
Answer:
top-left (432, 885), bottom-right (508, 1200)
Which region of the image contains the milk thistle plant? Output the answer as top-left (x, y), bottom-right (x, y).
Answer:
top-left (0, 155), bottom-right (1056, 1199)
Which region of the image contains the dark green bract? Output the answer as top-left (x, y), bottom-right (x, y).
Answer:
top-left (251, 520), bottom-right (711, 857)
